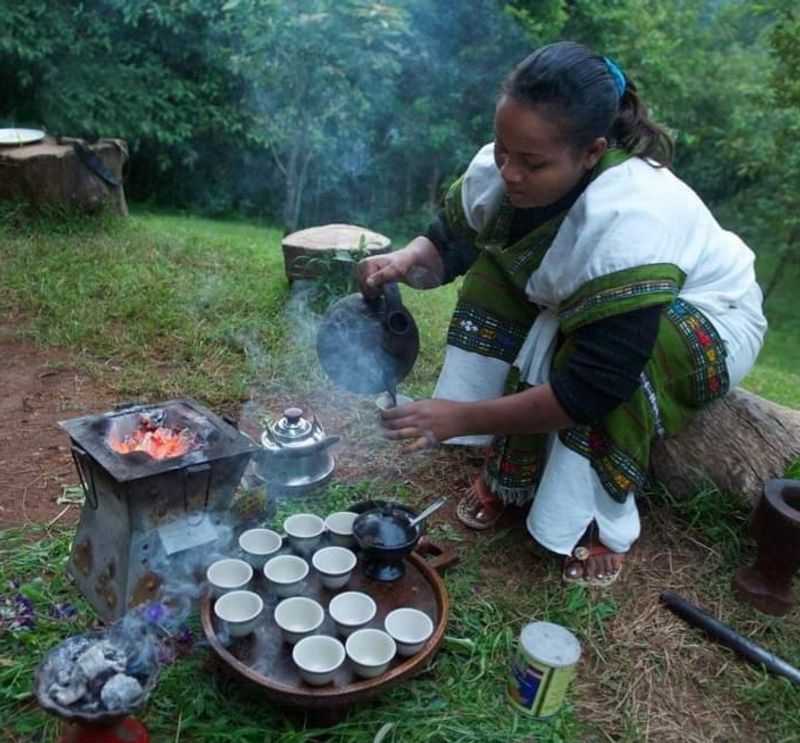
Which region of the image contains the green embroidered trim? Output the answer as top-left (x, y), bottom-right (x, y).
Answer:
top-left (456, 251), bottom-right (539, 326)
top-left (559, 263), bottom-right (686, 335)
top-left (556, 298), bottom-right (730, 504)
top-left (559, 423), bottom-right (647, 502)
top-left (447, 304), bottom-right (530, 363)
top-left (443, 174), bottom-right (477, 243)
top-left (663, 298), bottom-right (729, 405)
top-left (483, 433), bottom-right (548, 506)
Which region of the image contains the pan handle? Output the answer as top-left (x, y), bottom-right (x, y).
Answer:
top-left (414, 537), bottom-right (459, 573)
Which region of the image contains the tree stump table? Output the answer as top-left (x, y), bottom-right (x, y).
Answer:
top-left (281, 223), bottom-right (391, 282)
top-left (0, 136), bottom-right (128, 216)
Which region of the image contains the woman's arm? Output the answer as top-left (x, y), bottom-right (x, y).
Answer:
top-left (381, 305), bottom-right (665, 452)
top-left (380, 382), bottom-right (573, 452)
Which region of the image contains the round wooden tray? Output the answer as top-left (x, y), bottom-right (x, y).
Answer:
top-left (201, 543), bottom-right (454, 708)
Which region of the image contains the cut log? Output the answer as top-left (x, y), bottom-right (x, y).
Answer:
top-left (281, 223), bottom-right (391, 282)
top-left (651, 388), bottom-right (800, 501)
top-left (0, 136), bottom-right (128, 216)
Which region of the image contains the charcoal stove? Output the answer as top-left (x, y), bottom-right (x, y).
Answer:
top-left (60, 399), bottom-right (261, 621)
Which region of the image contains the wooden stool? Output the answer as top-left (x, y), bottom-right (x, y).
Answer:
top-left (0, 136), bottom-right (128, 216)
top-left (281, 223), bottom-right (391, 282)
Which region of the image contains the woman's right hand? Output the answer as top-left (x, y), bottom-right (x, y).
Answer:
top-left (357, 252), bottom-right (414, 299)
top-left (357, 236), bottom-right (444, 299)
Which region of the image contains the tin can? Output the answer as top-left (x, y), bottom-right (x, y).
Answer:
top-left (507, 621), bottom-right (581, 717)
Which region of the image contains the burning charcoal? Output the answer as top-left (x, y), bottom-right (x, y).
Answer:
top-left (100, 673), bottom-right (143, 710)
top-left (49, 677), bottom-right (87, 706)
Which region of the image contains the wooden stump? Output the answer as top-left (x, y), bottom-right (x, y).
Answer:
top-left (0, 136), bottom-right (128, 216)
top-left (651, 388), bottom-right (800, 501)
top-left (281, 223), bottom-right (391, 282)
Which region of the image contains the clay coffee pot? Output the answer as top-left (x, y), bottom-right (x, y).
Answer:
top-left (733, 479), bottom-right (800, 615)
top-left (316, 282), bottom-right (419, 397)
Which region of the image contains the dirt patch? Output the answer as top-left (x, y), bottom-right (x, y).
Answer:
top-left (0, 333), bottom-right (116, 527)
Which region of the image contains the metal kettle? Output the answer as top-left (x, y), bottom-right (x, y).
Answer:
top-left (253, 408), bottom-right (339, 492)
top-left (316, 282), bottom-right (420, 395)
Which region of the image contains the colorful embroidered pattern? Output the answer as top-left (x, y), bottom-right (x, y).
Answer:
top-left (447, 304), bottom-right (528, 363)
top-left (559, 424), bottom-right (646, 502)
top-left (665, 298), bottom-right (730, 405)
top-left (560, 278), bottom-right (681, 330)
top-left (484, 435), bottom-right (547, 505)
top-left (557, 298), bottom-right (731, 503)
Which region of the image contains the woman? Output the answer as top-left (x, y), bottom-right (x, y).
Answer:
top-left (357, 42), bottom-right (766, 586)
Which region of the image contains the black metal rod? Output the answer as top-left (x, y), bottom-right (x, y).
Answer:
top-left (660, 589), bottom-right (800, 686)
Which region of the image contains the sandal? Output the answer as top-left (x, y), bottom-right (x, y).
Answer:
top-left (455, 476), bottom-right (505, 531)
top-left (562, 544), bottom-right (623, 588)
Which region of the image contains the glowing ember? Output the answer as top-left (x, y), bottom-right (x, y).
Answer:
top-left (109, 417), bottom-right (199, 459)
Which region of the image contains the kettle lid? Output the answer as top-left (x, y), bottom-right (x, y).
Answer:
top-left (263, 407), bottom-right (326, 449)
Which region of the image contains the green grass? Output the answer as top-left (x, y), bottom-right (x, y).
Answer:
top-left (740, 250), bottom-right (800, 408)
top-left (0, 208), bottom-right (458, 407)
top-left (0, 209), bottom-right (290, 406)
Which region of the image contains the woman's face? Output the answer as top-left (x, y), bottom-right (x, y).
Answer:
top-left (494, 96), bottom-right (607, 208)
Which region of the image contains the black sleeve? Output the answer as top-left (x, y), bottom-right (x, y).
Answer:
top-left (424, 214), bottom-right (480, 285)
top-left (550, 304), bottom-right (665, 424)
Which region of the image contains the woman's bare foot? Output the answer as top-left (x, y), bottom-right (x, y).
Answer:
top-left (562, 530), bottom-right (626, 586)
top-left (455, 477), bottom-right (505, 530)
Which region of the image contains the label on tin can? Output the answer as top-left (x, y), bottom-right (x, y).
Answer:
top-left (507, 621), bottom-right (581, 718)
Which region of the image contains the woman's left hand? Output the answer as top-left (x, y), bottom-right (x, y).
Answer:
top-left (380, 399), bottom-right (469, 453)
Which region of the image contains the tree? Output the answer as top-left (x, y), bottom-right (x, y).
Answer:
top-left (758, 3), bottom-right (800, 300)
top-left (218, 0), bottom-right (408, 232)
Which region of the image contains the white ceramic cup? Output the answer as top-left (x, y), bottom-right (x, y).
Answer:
top-left (328, 591), bottom-right (377, 638)
top-left (324, 511), bottom-right (359, 548)
top-left (213, 590), bottom-right (263, 638)
top-left (263, 554), bottom-right (309, 598)
top-left (312, 546), bottom-right (357, 590)
top-left (375, 393), bottom-right (413, 411)
top-left (274, 596), bottom-right (325, 645)
top-left (206, 558), bottom-right (253, 599)
top-left (292, 635), bottom-right (345, 686)
top-left (238, 528), bottom-right (282, 568)
top-left (345, 628), bottom-right (397, 678)
top-left (284, 513), bottom-right (326, 554)
top-left (384, 608), bottom-right (434, 656)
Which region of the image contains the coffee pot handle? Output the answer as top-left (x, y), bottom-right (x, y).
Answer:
top-left (364, 281), bottom-right (402, 315)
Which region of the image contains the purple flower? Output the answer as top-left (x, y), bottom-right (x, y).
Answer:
top-left (51, 602), bottom-right (78, 620)
top-left (0, 590), bottom-right (37, 631)
top-left (469, 584), bottom-right (483, 595)
top-left (142, 602), bottom-right (168, 625)
top-left (176, 624), bottom-right (194, 648)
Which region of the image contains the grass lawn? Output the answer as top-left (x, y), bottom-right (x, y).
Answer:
top-left (1, 209), bottom-right (798, 742)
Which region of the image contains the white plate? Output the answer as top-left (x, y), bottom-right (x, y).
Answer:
top-left (0, 128), bottom-right (46, 146)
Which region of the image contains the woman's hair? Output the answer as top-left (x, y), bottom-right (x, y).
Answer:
top-left (501, 41), bottom-right (674, 166)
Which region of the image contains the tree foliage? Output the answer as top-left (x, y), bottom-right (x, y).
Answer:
top-left (1, 0), bottom-right (797, 256)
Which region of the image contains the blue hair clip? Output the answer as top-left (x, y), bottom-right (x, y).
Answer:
top-left (604, 57), bottom-right (626, 99)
